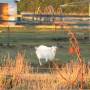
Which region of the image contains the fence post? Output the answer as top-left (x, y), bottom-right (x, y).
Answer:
top-left (7, 26), bottom-right (10, 46)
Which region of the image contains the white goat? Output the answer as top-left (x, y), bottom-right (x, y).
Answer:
top-left (35, 45), bottom-right (57, 65)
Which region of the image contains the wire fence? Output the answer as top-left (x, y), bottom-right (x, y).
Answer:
top-left (0, 15), bottom-right (90, 47)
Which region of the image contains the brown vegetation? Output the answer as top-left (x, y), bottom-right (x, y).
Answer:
top-left (0, 53), bottom-right (90, 90)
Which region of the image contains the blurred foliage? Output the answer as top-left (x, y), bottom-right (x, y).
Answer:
top-left (17, 0), bottom-right (88, 14)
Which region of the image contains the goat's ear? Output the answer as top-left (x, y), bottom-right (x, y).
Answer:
top-left (35, 47), bottom-right (37, 50)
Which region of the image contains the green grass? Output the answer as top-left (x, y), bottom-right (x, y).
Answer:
top-left (0, 40), bottom-right (89, 66)
top-left (0, 31), bottom-right (68, 45)
top-left (0, 27), bottom-right (89, 66)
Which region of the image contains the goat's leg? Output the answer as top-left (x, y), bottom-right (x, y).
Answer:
top-left (39, 59), bottom-right (42, 65)
top-left (46, 58), bottom-right (48, 62)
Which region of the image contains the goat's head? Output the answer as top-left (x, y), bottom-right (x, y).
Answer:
top-left (51, 46), bottom-right (57, 53)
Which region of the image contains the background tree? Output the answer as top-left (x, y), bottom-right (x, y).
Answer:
top-left (17, 0), bottom-right (88, 14)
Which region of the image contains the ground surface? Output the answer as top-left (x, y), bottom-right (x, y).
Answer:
top-left (0, 30), bottom-right (89, 65)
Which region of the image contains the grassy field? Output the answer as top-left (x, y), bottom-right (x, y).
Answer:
top-left (0, 26), bottom-right (89, 90)
top-left (0, 29), bottom-right (89, 66)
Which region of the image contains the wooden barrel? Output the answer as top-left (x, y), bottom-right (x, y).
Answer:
top-left (0, 3), bottom-right (9, 25)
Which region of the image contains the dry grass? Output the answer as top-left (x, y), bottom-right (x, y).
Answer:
top-left (0, 53), bottom-right (90, 90)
